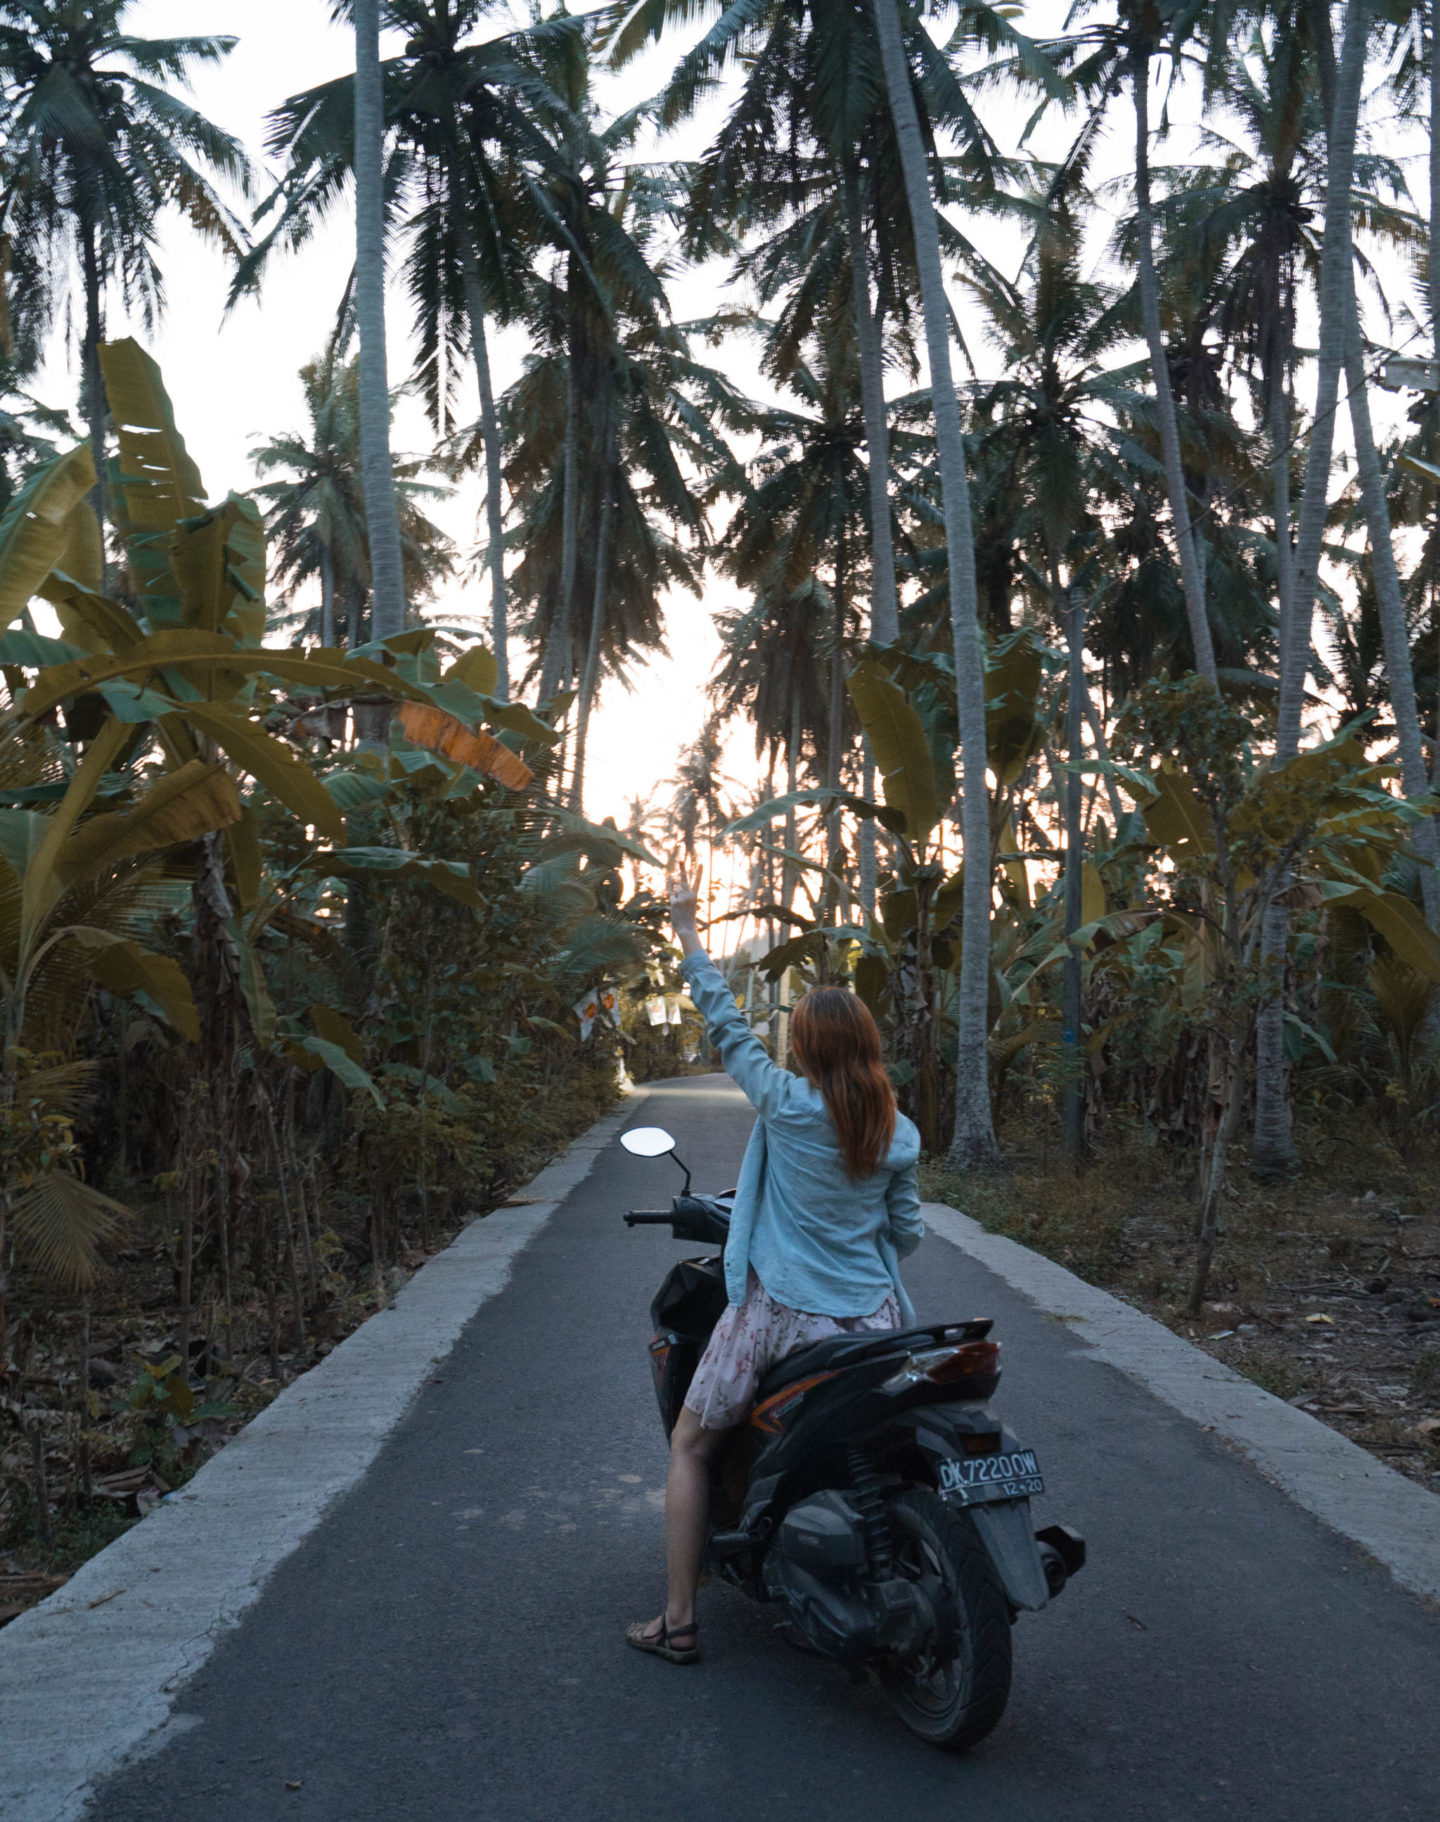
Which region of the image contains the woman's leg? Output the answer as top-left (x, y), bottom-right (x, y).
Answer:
top-left (650, 1405), bottom-right (729, 1636)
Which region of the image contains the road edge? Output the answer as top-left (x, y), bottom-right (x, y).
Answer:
top-left (923, 1201), bottom-right (1440, 1607)
top-left (0, 1095), bottom-right (646, 1822)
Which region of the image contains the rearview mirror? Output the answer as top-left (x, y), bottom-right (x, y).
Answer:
top-left (621, 1126), bottom-right (677, 1158)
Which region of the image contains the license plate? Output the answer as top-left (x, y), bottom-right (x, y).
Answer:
top-left (937, 1450), bottom-right (1045, 1506)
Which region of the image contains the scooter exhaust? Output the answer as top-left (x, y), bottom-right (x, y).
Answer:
top-left (1035, 1523), bottom-right (1087, 1598)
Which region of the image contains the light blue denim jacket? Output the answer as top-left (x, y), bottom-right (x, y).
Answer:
top-left (680, 949), bottom-right (924, 1323)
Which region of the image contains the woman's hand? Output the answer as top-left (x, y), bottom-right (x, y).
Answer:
top-left (667, 869), bottom-right (704, 955)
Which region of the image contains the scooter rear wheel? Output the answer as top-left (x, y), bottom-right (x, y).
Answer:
top-left (876, 1488), bottom-right (1012, 1751)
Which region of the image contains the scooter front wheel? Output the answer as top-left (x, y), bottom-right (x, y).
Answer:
top-left (876, 1488), bottom-right (1012, 1751)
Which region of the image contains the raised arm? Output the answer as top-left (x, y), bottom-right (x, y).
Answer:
top-left (669, 871), bottom-right (797, 1124)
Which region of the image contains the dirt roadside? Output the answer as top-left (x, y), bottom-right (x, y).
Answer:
top-left (921, 1121), bottom-right (1440, 1498)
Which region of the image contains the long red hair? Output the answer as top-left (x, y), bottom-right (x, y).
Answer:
top-left (790, 988), bottom-right (897, 1179)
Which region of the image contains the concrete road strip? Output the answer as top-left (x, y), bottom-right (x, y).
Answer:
top-left (924, 1201), bottom-right (1440, 1607)
top-left (0, 1100), bottom-right (643, 1822)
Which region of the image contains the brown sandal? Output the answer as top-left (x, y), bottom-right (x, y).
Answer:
top-left (625, 1618), bottom-right (700, 1664)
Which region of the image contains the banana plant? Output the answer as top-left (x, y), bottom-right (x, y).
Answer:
top-left (0, 716), bottom-right (242, 1354)
top-left (0, 344), bottom-right (570, 1330)
top-left (1016, 680), bottom-right (1440, 1310)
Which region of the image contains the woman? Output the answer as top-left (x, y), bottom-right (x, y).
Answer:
top-left (626, 872), bottom-right (924, 1665)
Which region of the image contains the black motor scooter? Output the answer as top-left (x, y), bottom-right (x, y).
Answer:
top-left (622, 1123), bottom-right (1084, 1751)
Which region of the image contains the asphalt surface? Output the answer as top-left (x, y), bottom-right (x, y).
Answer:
top-left (89, 1076), bottom-right (1440, 1822)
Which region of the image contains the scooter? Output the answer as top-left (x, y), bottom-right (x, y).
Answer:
top-left (622, 1123), bottom-right (1084, 1751)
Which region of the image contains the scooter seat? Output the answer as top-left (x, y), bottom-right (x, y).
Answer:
top-left (756, 1323), bottom-right (955, 1399)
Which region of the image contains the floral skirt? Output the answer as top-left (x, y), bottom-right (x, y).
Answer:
top-left (683, 1269), bottom-right (900, 1430)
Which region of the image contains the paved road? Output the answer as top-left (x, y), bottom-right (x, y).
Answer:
top-left (90, 1077), bottom-right (1440, 1821)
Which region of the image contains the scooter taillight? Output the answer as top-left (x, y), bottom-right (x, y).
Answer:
top-left (879, 1340), bottom-right (1000, 1393)
top-left (927, 1341), bottom-right (1000, 1384)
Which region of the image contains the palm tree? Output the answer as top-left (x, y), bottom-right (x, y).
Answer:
top-left (255, 350), bottom-right (370, 651)
top-left (1030, 0), bottom-right (1221, 685)
top-left (612, 0), bottom-right (1036, 650)
top-left (872, 0), bottom-right (998, 1166)
top-left (496, 52), bottom-right (730, 807)
top-left (1269, 0), bottom-right (1371, 764)
top-left (503, 299), bottom-right (722, 806)
top-left (249, 7), bottom-right (584, 696)
top-left (0, 1), bottom-right (250, 538)
top-left (253, 347), bottom-right (457, 656)
top-left (718, 325), bottom-right (877, 872)
top-left (1254, 0), bottom-right (1372, 1171)
top-left (960, 174), bottom-right (1128, 1151)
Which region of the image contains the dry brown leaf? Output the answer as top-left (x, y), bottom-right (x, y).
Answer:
top-left (396, 702), bottom-right (533, 791)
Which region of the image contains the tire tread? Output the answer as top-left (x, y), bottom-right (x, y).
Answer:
top-left (878, 1487), bottom-right (1013, 1751)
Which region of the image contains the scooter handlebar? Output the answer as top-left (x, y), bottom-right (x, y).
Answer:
top-left (624, 1212), bottom-right (674, 1225)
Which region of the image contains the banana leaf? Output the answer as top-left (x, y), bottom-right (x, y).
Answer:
top-left (847, 659), bottom-right (941, 842)
top-left (446, 645), bottom-right (499, 695)
top-left (286, 1035), bottom-right (384, 1107)
top-left (0, 442), bottom-right (97, 626)
top-left (56, 761), bottom-right (240, 889)
top-left (68, 930), bottom-right (200, 1041)
top-left (985, 626), bottom-right (1049, 787)
top-left (301, 846), bottom-right (480, 908)
top-left (176, 702), bottom-right (345, 842)
top-left (311, 1003), bottom-right (364, 1064)
top-left (1141, 764), bottom-right (1214, 859)
top-left (1318, 885), bottom-right (1440, 982)
top-left (394, 701), bottom-right (534, 791)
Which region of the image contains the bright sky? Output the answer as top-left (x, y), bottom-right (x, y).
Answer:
top-left (28, 1), bottom-right (1429, 846)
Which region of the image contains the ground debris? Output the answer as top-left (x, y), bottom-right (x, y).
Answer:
top-left (922, 1116), bottom-right (1440, 1498)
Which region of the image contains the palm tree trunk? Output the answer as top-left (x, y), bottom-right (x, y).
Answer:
top-left (859, 752), bottom-right (878, 917)
top-left (352, 0), bottom-right (408, 646)
top-left (80, 219), bottom-right (107, 552)
top-left (845, 162), bottom-right (893, 914)
top-left (455, 209), bottom-right (508, 698)
top-left (826, 546), bottom-right (848, 917)
top-left (539, 348), bottom-right (581, 703)
top-left (319, 543), bottom-right (336, 648)
top-left (784, 693), bottom-right (801, 918)
top-left (843, 163), bottom-right (899, 647)
top-left (1250, 0), bottom-right (1369, 1175)
top-left (1269, 375), bottom-right (1295, 660)
top-left (1276, 0), bottom-right (1369, 761)
top-left (826, 649), bottom-right (845, 914)
top-left (1132, 46), bottom-right (1217, 688)
top-left (1432, 5), bottom-right (1440, 396)
top-left (319, 542), bottom-right (341, 739)
top-left (1251, 376), bottom-right (1299, 1174)
top-left (1432, 5), bottom-right (1440, 799)
top-left (570, 432), bottom-right (614, 813)
top-left (1344, 275), bottom-right (1440, 926)
top-left (1061, 582), bottom-right (1085, 1157)
top-left (873, 0), bottom-right (998, 1167)
top-left (347, 581), bottom-right (364, 652)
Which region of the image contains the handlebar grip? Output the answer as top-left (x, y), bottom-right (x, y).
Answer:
top-left (624, 1212), bottom-right (674, 1225)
